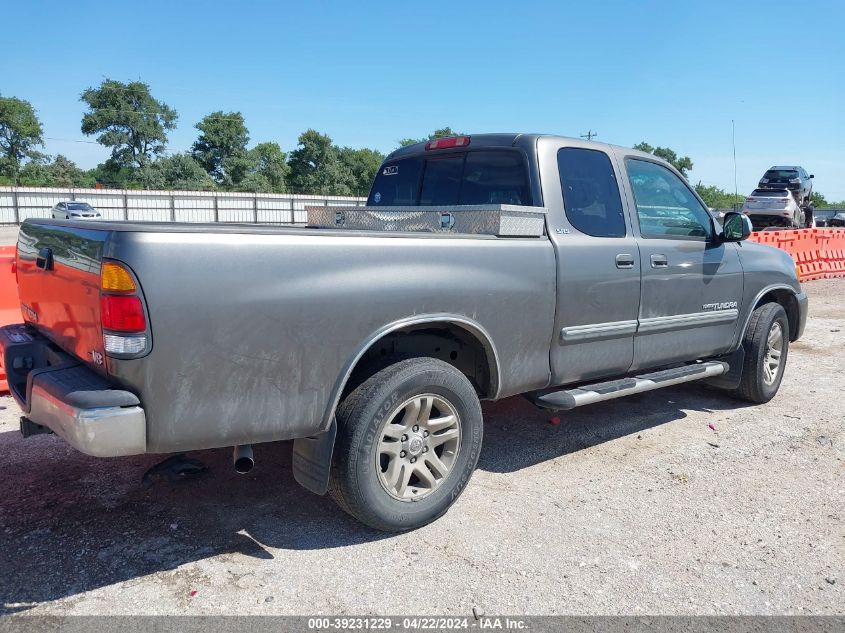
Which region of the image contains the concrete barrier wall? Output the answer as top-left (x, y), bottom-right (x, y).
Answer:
top-left (0, 187), bottom-right (367, 225)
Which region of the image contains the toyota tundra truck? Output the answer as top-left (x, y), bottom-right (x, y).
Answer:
top-left (0, 134), bottom-right (808, 532)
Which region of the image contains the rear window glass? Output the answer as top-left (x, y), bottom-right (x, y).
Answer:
top-left (764, 170), bottom-right (798, 179)
top-left (751, 190), bottom-right (789, 197)
top-left (367, 150), bottom-right (532, 206)
top-left (419, 156), bottom-right (464, 206)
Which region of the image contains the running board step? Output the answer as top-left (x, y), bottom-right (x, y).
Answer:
top-left (532, 361), bottom-right (729, 411)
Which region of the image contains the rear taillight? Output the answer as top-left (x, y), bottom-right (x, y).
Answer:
top-left (425, 136), bottom-right (471, 150)
top-left (101, 261), bottom-right (136, 292)
top-left (101, 295), bottom-right (146, 332)
top-left (100, 261), bottom-right (148, 355)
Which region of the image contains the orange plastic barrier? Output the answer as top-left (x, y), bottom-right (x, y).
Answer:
top-left (748, 228), bottom-right (845, 281)
top-left (0, 245), bottom-right (19, 392)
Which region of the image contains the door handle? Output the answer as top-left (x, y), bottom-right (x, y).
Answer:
top-left (615, 254), bottom-right (635, 269)
top-left (650, 254), bottom-right (669, 268)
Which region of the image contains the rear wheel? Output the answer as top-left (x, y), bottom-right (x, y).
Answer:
top-left (329, 357), bottom-right (483, 532)
top-left (734, 303), bottom-right (789, 403)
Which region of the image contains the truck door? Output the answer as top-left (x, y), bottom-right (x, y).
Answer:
top-left (620, 155), bottom-right (743, 370)
top-left (540, 140), bottom-right (641, 386)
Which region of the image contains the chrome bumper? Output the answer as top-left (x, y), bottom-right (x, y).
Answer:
top-left (1, 323), bottom-right (147, 457)
top-left (27, 380), bottom-right (146, 457)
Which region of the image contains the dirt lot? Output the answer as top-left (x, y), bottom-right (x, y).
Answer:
top-left (0, 279), bottom-right (842, 616)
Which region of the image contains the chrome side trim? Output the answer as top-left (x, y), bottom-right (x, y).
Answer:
top-left (560, 319), bottom-right (638, 343)
top-left (638, 309), bottom-right (738, 334)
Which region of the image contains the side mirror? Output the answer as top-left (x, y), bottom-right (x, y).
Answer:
top-left (722, 212), bottom-right (752, 241)
top-left (809, 174), bottom-right (814, 179)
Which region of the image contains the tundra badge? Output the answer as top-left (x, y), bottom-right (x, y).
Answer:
top-left (702, 301), bottom-right (738, 311)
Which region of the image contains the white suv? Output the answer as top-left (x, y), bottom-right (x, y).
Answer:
top-left (741, 189), bottom-right (804, 229)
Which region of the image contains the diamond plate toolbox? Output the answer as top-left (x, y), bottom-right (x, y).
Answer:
top-left (305, 205), bottom-right (547, 237)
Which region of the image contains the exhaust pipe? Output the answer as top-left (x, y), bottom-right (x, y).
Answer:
top-left (233, 444), bottom-right (254, 474)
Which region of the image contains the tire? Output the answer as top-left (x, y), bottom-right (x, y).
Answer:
top-left (329, 357), bottom-right (483, 532)
top-left (733, 303), bottom-right (789, 404)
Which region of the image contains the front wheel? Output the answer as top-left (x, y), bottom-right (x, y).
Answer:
top-left (734, 303), bottom-right (789, 403)
top-left (329, 358), bottom-right (483, 532)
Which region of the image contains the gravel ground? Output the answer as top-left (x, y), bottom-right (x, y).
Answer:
top-left (0, 280), bottom-right (842, 616)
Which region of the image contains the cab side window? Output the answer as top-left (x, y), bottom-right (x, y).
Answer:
top-left (557, 148), bottom-right (626, 238)
top-left (626, 158), bottom-right (713, 240)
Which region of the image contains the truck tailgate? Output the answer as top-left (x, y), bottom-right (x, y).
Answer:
top-left (16, 222), bottom-right (108, 370)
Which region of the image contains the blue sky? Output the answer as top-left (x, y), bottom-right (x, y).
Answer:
top-left (3, 0), bottom-right (844, 198)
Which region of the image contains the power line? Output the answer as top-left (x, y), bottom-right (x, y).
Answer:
top-left (80, 107), bottom-right (247, 122)
top-left (44, 136), bottom-right (101, 145)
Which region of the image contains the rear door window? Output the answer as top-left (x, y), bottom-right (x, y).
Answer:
top-left (368, 150), bottom-right (532, 206)
top-left (557, 147), bottom-right (626, 237)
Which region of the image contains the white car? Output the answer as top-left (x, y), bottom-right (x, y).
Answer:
top-left (50, 201), bottom-right (102, 220)
top-left (740, 189), bottom-right (803, 229)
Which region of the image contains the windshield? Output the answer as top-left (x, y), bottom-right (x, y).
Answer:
top-left (67, 203), bottom-right (94, 211)
top-left (764, 170), bottom-right (798, 180)
top-left (367, 150), bottom-right (533, 206)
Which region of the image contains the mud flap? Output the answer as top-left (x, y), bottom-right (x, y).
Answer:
top-left (292, 418), bottom-right (337, 495)
top-left (705, 346), bottom-right (745, 390)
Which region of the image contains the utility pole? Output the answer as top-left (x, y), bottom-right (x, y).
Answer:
top-left (731, 119), bottom-right (738, 201)
top-left (580, 130), bottom-right (598, 141)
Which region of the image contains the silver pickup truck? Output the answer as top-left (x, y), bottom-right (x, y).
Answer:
top-left (1, 134), bottom-right (808, 531)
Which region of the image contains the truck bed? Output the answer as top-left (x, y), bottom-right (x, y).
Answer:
top-left (14, 218), bottom-right (556, 453)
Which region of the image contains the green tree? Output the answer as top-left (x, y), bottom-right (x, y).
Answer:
top-left (191, 111), bottom-right (249, 185)
top-left (0, 95), bottom-right (44, 180)
top-left (81, 80), bottom-right (177, 169)
top-left (87, 159), bottom-right (144, 189)
top-left (810, 191), bottom-right (828, 208)
top-left (137, 153), bottom-right (215, 190)
top-left (18, 154), bottom-right (95, 187)
top-left (234, 142), bottom-right (289, 193)
top-left (339, 146), bottom-right (385, 196)
top-left (694, 182), bottom-right (744, 209)
top-left (633, 142), bottom-right (694, 177)
top-left (287, 129), bottom-right (353, 195)
top-left (398, 127), bottom-right (462, 148)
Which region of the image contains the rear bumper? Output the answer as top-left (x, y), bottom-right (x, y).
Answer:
top-left (1, 323), bottom-right (146, 457)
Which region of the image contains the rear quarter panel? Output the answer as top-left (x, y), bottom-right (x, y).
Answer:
top-left (105, 230), bottom-right (556, 453)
